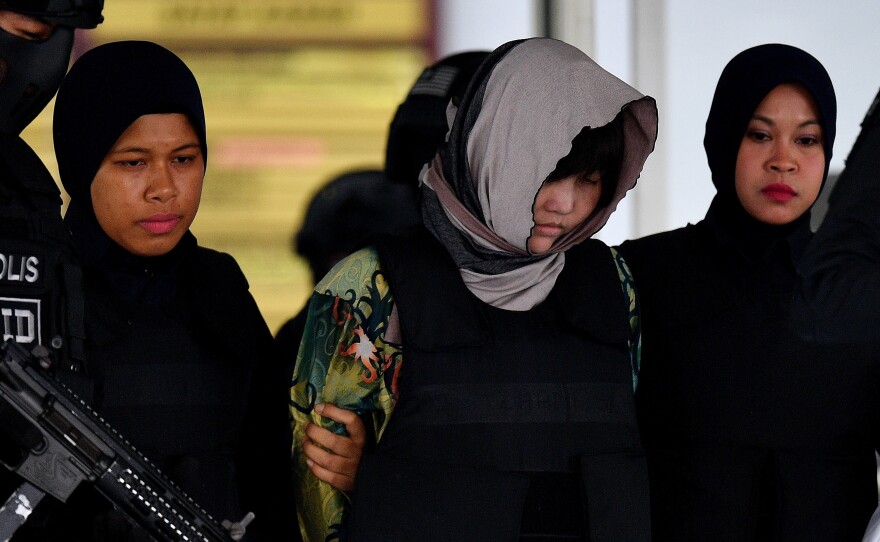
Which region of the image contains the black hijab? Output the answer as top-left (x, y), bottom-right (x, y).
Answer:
top-left (53, 40), bottom-right (207, 300)
top-left (54, 40), bottom-right (206, 258)
top-left (703, 43), bottom-right (836, 258)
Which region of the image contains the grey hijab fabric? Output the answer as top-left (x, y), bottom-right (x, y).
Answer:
top-left (421, 38), bottom-right (658, 310)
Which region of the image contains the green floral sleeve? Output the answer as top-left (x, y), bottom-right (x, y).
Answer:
top-left (611, 246), bottom-right (641, 391)
top-left (289, 247), bottom-right (402, 542)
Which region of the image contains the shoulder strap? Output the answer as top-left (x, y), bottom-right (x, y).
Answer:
top-left (373, 226), bottom-right (485, 350)
top-left (554, 239), bottom-right (630, 343)
top-left (60, 263), bottom-right (87, 367)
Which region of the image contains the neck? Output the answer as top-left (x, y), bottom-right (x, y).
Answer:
top-left (705, 193), bottom-right (811, 263)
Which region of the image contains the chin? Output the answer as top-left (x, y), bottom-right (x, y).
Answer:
top-left (756, 213), bottom-right (803, 226)
top-left (124, 237), bottom-right (183, 258)
top-left (528, 243), bottom-right (553, 255)
top-left (746, 205), bottom-right (808, 227)
top-left (129, 247), bottom-right (175, 258)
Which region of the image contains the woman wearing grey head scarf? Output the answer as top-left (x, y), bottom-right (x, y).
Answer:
top-left (291, 37), bottom-right (657, 541)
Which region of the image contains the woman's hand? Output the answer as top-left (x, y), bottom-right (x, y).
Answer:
top-left (302, 403), bottom-right (366, 492)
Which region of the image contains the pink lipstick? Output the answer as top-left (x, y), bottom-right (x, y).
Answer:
top-left (139, 214), bottom-right (180, 234)
top-left (533, 223), bottom-right (564, 236)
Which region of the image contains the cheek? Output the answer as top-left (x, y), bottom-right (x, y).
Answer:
top-left (733, 166), bottom-right (767, 215)
top-left (733, 136), bottom-right (769, 184)
top-left (180, 176), bottom-right (204, 216)
top-left (92, 197), bottom-right (128, 240)
top-left (733, 150), bottom-right (756, 194)
top-left (91, 203), bottom-right (131, 251)
top-left (532, 188), bottom-right (550, 212)
top-left (90, 180), bottom-right (123, 231)
top-left (733, 172), bottom-right (748, 203)
top-left (802, 158), bottom-right (827, 200)
top-left (574, 186), bottom-right (601, 218)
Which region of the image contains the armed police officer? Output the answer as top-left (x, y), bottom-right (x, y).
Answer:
top-left (0, 2), bottom-right (103, 540)
top-left (0, 0), bottom-right (103, 375)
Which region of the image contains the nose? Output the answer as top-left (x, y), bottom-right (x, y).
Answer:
top-left (542, 179), bottom-right (575, 214)
top-left (146, 163), bottom-right (178, 203)
top-left (768, 142), bottom-right (797, 173)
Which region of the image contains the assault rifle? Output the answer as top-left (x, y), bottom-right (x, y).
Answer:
top-left (0, 339), bottom-right (253, 541)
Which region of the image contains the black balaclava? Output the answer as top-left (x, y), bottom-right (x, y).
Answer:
top-left (0, 0), bottom-right (103, 134)
top-left (384, 50), bottom-right (489, 187)
top-left (703, 43), bottom-right (836, 257)
top-left (54, 40), bottom-right (207, 269)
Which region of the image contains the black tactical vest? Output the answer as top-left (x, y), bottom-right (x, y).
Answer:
top-left (0, 134), bottom-right (85, 372)
top-left (348, 228), bottom-right (650, 542)
top-left (0, 134), bottom-right (90, 539)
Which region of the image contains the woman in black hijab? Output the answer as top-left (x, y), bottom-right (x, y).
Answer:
top-left (618, 44), bottom-right (878, 539)
top-left (50, 41), bottom-right (298, 541)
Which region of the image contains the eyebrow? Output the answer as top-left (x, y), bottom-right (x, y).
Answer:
top-left (751, 114), bottom-right (821, 129)
top-left (110, 142), bottom-right (202, 154)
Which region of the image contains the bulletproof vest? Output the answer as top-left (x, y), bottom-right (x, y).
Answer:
top-left (348, 228), bottom-right (650, 541)
top-left (0, 134), bottom-right (86, 373)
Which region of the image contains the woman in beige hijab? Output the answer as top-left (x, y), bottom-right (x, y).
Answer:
top-left (291, 37), bottom-right (658, 541)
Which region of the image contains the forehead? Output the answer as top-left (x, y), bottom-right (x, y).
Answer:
top-left (112, 113), bottom-right (199, 147)
top-left (753, 83), bottom-right (820, 122)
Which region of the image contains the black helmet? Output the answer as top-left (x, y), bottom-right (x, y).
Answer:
top-left (0, 0), bottom-right (104, 29)
top-left (295, 169), bottom-right (421, 283)
top-left (0, 0), bottom-right (103, 134)
top-left (384, 51), bottom-right (489, 187)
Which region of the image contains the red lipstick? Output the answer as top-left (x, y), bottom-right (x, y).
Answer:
top-left (761, 183), bottom-right (796, 202)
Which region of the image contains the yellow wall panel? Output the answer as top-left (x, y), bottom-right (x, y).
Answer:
top-left (21, 0), bottom-right (433, 334)
top-left (96, 0), bottom-right (430, 45)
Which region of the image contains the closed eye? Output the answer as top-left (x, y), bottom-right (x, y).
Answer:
top-left (578, 171), bottom-right (603, 185)
top-left (116, 159), bottom-right (146, 168)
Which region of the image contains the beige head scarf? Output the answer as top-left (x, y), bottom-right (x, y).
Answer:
top-left (421, 38), bottom-right (658, 310)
